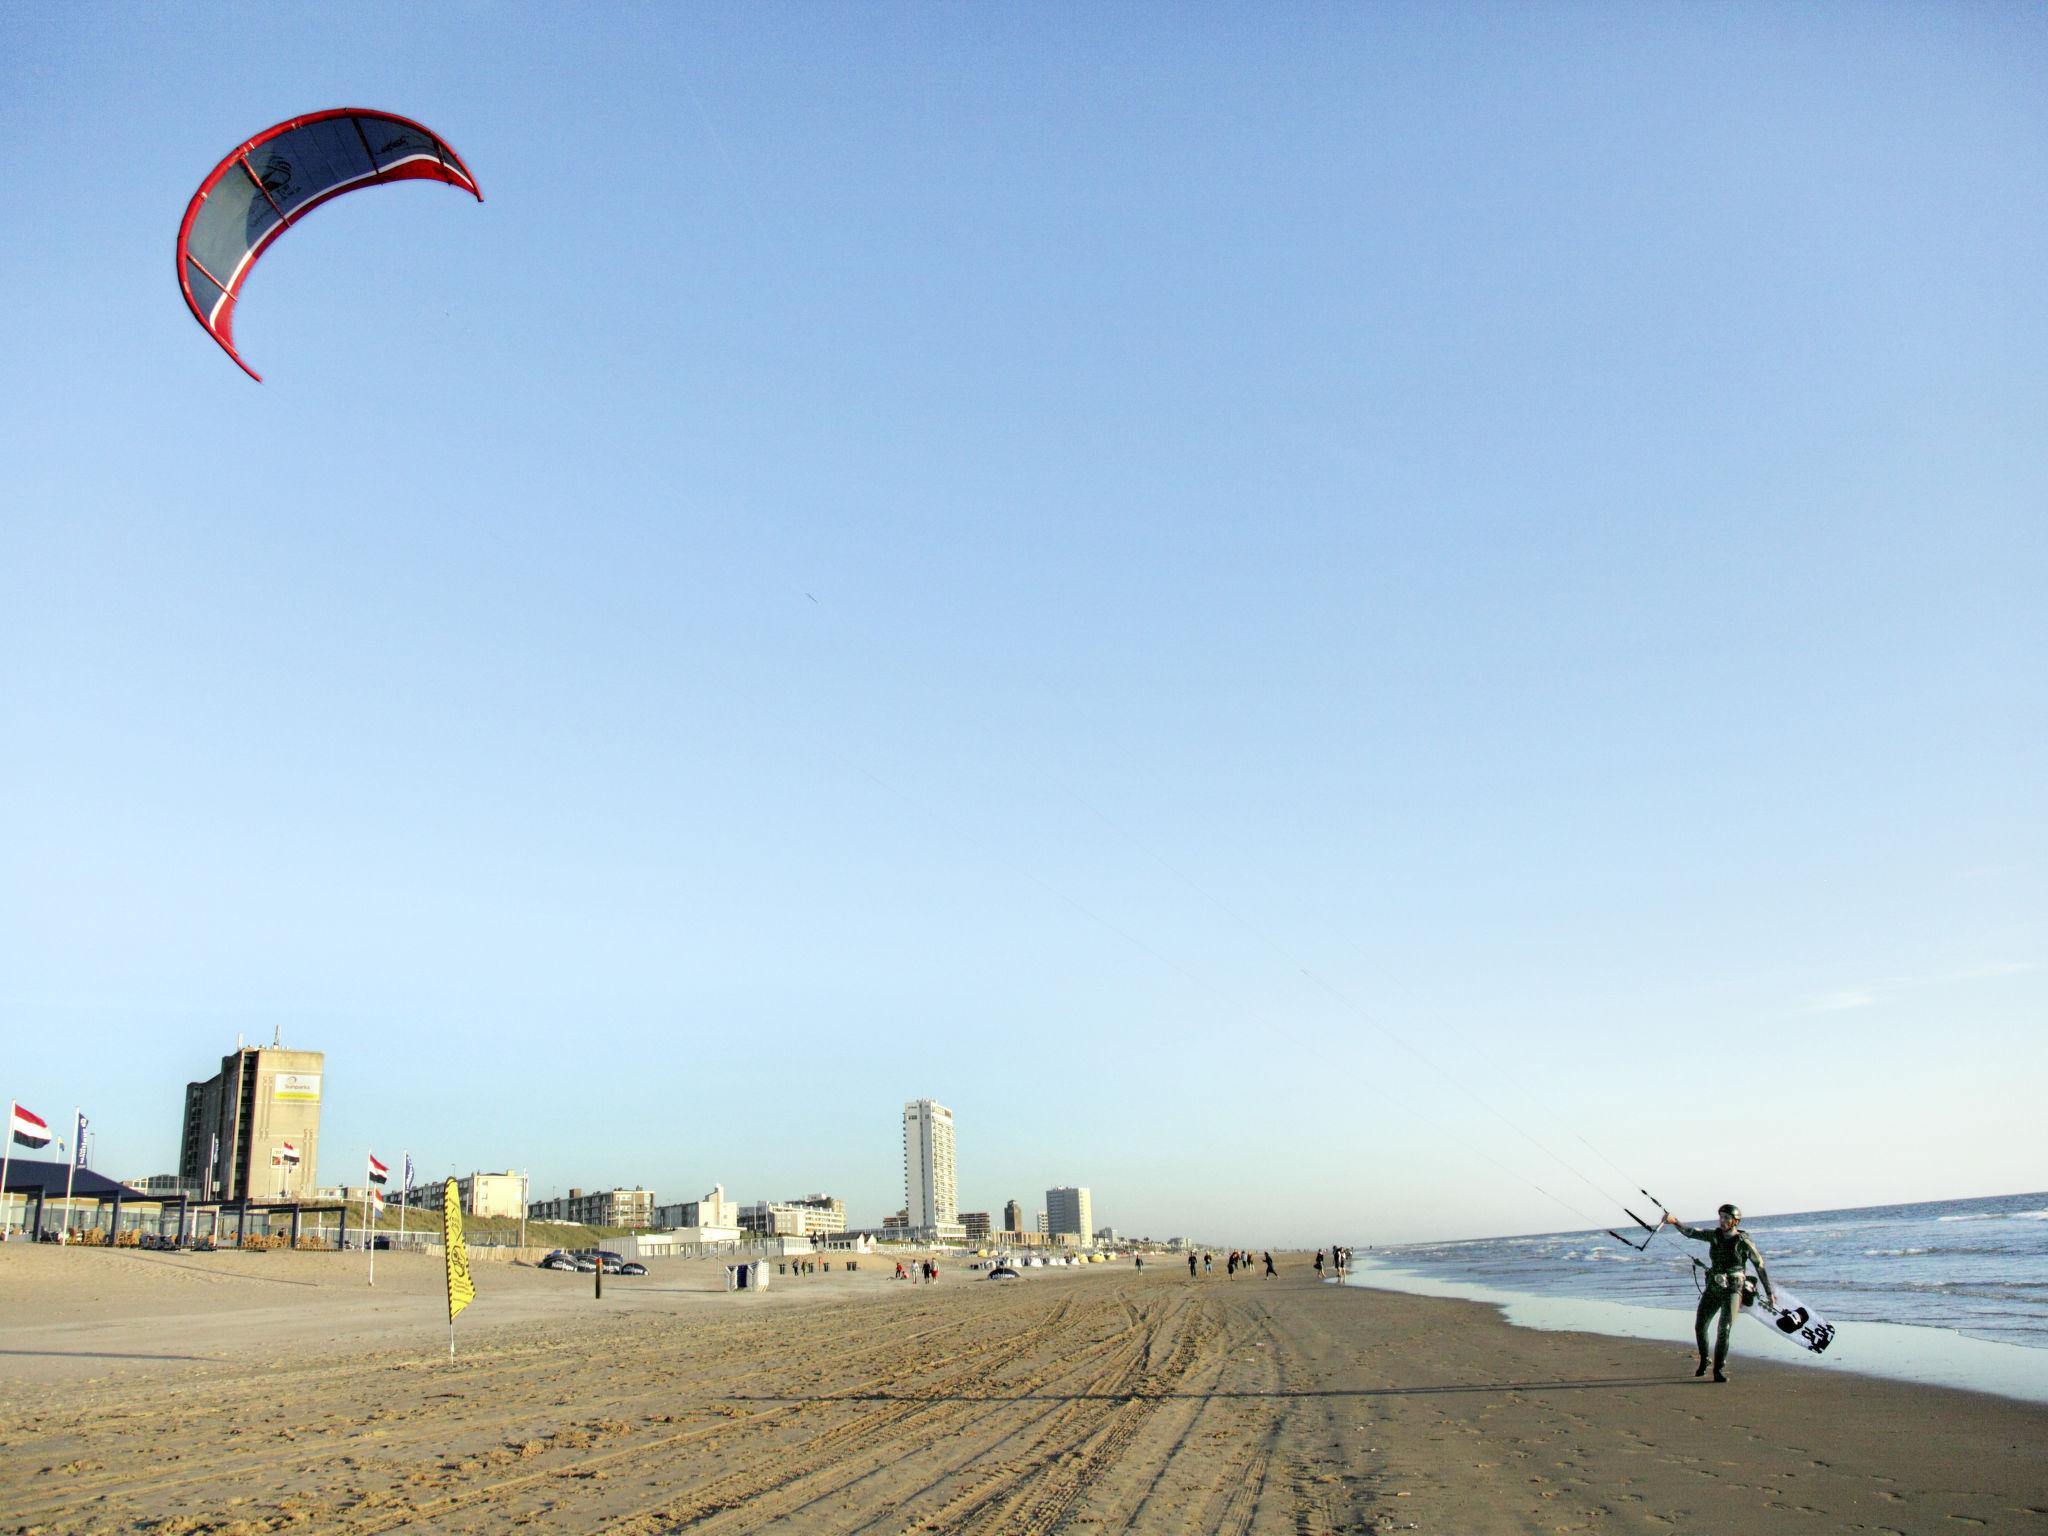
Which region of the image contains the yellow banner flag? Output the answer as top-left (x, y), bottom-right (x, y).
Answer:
top-left (443, 1177), bottom-right (476, 1323)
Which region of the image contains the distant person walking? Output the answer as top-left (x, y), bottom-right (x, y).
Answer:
top-left (1313, 1250), bottom-right (1325, 1278)
top-left (1664, 1205), bottom-right (1774, 1383)
top-left (1188, 1253), bottom-right (1198, 1278)
top-left (1262, 1251), bottom-right (1276, 1277)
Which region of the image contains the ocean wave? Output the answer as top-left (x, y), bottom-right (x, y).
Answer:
top-left (2015, 1210), bottom-right (2048, 1221)
top-left (1938, 1213), bottom-right (2003, 1222)
top-left (1862, 1247), bottom-right (1933, 1257)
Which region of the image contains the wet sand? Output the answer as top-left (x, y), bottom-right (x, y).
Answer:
top-left (1, 1244), bottom-right (2042, 1533)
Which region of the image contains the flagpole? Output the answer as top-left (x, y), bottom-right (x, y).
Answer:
top-left (366, 1182), bottom-right (376, 1287)
top-left (1, 1104), bottom-right (14, 1244)
top-left (63, 1110), bottom-right (79, 1240)
top-left (398, 1152), bottom-right (408, 1247)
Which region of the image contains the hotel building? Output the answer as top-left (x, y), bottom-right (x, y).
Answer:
top-left (902, 1099), bottom-right (966, 1242)
top-left (178, 1042), bottom-right (325, 1202)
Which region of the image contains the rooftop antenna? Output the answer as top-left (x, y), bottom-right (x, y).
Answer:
top-left (273, 1025), bottom-right (282, 1048)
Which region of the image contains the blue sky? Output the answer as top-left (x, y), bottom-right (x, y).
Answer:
top-left (3, 5), bottom-right (2042, 1245)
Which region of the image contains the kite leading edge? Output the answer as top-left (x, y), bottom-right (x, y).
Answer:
top-left (175, 108), bottom-right (482, 381)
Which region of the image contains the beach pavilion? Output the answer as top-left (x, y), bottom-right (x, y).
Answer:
top-left (0, 1158), bottom-right (348, 1246)
top-left (0, 1159), bottom-right (158, 1242)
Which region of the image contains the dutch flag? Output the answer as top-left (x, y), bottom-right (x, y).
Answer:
top-left (9, 1103), bottom-right (51, 1150)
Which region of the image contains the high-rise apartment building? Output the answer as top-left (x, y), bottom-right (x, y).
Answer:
top-left (1003, 1199), bottom-right (1024, 1234)
top-left (1045, 1186), bottom-right (1094, 1240)
top-left (902, 1099), bottom-right (965, 1241)
top-left (179, 1041), bottom-right (325, 1202)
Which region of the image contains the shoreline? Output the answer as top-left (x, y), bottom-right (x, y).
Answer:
top-left (1345, 1258), bottom-right (2048, 1406)
top-left (4, 1245), bottom-right (2045, 1533)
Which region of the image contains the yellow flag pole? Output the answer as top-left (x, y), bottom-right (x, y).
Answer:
top-left (443, 1176), bottom-right (476, 1362)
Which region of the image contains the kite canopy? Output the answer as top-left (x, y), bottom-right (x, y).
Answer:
top-left (176, 109), bottom-right (482, 381)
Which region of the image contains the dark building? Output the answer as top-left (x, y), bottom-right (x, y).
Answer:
top-left (178, 1043), bottom-right (325, 1202)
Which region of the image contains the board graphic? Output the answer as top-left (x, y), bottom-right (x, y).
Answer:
top-left (1740, 1276), bottom-right (1836, 1355)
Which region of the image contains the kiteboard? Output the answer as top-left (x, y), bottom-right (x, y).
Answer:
top-left (1739, 1275), bottom-right (1837, 1355)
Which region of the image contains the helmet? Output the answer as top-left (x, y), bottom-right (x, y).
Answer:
top-left (1718, 1203), bottom-right (1741, 1221)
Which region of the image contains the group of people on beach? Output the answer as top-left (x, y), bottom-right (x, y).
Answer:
top-left (1313, 1246), bottom-right (1352, 1279)
top-left (893, 1258), bottom-right (940, 1283)
top-left (1185, 1249), bottom-right (1279, 1277)
top-left (1223, 1249), bottom-right (1276, 1277)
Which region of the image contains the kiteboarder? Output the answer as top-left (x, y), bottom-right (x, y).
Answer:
top-left (1663, 1205), bottom-right (1774, 1382)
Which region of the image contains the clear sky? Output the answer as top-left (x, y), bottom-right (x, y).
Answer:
top-left (3, 5), bottom-right (2042, 1246)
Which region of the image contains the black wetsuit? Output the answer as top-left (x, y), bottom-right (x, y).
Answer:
top-left (1676, 1222), bottom-right (1771, 1371)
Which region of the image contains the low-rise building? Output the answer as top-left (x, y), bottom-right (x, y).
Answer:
top-left (738, 1195), bottom-right (847, 1237)
top-left (961, 1211), bottom-right (992, 1241)
top-left (654, 1184), bottom-right (738, 1230)
top-left (131, 1174), bottom-right (200, 1199)
top-left (408, 1171), bottom-right (529, 1219)
top-left (527, 1187), bottom-right (655, 1228)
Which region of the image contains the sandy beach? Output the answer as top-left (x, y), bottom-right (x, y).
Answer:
top-left (1, 1245), bottom-right (2042, 1534)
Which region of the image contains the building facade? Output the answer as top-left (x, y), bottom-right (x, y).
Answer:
top-left (739, 1196), bottom-right (848, 1237)
top-left (408, 1171), bottom-right (529, 1218)
top-left (653, 1184), bottom-right (739, 1231)
top-left (1045, 1186), bottom-right (1093, 1240)
top-left (961, 1211), bottom-right (992, 1241)
top-left (1003, 1199), bottom-right (1024, 1234)
top-left (902, 1099), bottom-right (965, 1241)
top-left (178, 1043), bottom-right (325, 1202)
top-left (527, 1187), bottom-right (656, 1227)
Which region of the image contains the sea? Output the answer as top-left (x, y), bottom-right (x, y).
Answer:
top-left (1345, 1189), bottom-right (2048, 1405)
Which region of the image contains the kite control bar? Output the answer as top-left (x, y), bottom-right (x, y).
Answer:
top-left (1606, 1188), bottom-right (1670, 1253)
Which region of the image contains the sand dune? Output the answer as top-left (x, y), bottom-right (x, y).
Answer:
top-left (1, 1245), bottom-right (2041, 1533)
